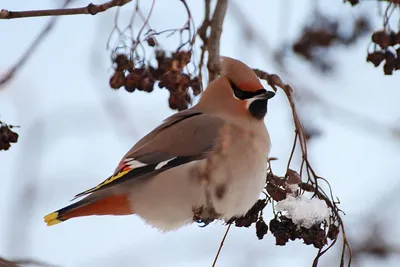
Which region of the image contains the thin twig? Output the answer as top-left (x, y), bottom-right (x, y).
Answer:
top-left (212, 223), bottom-right (232, 267)
top-left (197, 0), bottom-right (211, 86)
top-left (0, 0), bottom-right (131, 20)
top-left (0, 257), bottom-right (56, 267)
top-left (207, 0), bottom-right (228, 82)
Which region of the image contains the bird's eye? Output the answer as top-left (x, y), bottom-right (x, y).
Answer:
top-left (230, 81), bottom-right (246, 100)
top-left (233, 87), bottom-right (245, 99)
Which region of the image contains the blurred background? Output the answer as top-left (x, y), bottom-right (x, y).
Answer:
top-left (0, 0), bottom-right (399, 266)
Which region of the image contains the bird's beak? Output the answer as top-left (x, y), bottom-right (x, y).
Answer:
top-left (256, 90), bottom-right (275, 100)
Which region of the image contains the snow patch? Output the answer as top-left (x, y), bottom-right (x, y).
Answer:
top-left (275, 195), bottom-right (331, 229)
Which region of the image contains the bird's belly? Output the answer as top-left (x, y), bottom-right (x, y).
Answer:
top-left (129, 161), bottom-right (207, 231)
top-left (211, 147), bottom-right (268, 220)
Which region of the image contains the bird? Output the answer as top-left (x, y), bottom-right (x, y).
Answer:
top-left (44, 56), bottom-right (275, 231)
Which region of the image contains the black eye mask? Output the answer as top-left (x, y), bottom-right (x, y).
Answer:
top-left (230, 80), bottom-right (266, 100)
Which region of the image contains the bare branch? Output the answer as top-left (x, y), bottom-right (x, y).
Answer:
top-left (212, 223), bottom-right (231, 267)
top-left (207, 0), bottom-right (228, 82)
top-left (197, 0), bottom-right (211, 85)
top-left (0, 0), bottom-right (131, 20)
top-left (0, 257), bottom-right (55, 267)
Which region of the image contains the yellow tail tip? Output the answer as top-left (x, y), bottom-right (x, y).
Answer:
top-left (44, 212), bottom-right (62, 226)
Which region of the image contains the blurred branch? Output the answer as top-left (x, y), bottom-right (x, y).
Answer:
top-left (212, 223), bottom-right (231, 267)
top-left (207, 0), bottom-right (228, 82)
top-left (0, 257), bottom-right (55, 267)
top-left (0, 0), bottom-right (73, 88)
top-left (0, 0), bottom-right (131, 20)
top-left (197, 0), bottom-right (211, 84)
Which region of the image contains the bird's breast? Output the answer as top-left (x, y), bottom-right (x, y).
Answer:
top-left (209, 125), bottom-right (270, 219)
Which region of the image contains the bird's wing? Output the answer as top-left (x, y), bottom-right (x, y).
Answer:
top-left (73, 109), bottom-right (225, 199)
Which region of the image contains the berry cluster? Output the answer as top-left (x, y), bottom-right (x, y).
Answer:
top-left (293, 15), bottom-right (370, 72)
top-left (229, 199), bottom-right (267, 227)
top-left (0, 122), bottom-right (19, 151)
top-left (228, 199), bottom-right (269, 240)
top-left (367, 30), bottom-right (400, 75)
top-left (109, 50), bottom-right (201, 111)
top-left (269, 215), bottom-right (333, 249)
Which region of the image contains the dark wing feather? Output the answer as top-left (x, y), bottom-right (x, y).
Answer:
top-left (73, 109), bottom-right (224, 199)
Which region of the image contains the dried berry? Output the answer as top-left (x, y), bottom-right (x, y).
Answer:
top-left (114, 54), bottom-right (130, 71)
top-left (0, 124), bottom-right (19, 151)
top-left (396, 31), bottom-right (400, 45)
top-left (179, 74), bottom-right (191, 92)
top-left (366, 51), bottom-right (386, 67)
top-left (269, 218), bottom-right (279, 234)
top-left (394, 57), bottom-right (400, 70)
top-left (168, 93), bottom-right (189, 111)
top-left (230, 199), bottom-right (267, 227)
top-left (300, 182), bottom-right (315, 192)
top-left (160, 71), bottom-right (180, 92)
top-left (371, 30), bottom-right (391, 49)
top-left (190, 77), bottom-right (202, 96)
top-left (140, 75), bottom-right (155, 93)
top-left (109, 71), bottom-right (125, 89)
top-left (286, 169), bottom-right (302, 184)
top-left (146, 37), bottom-right (156, 47)
top-left (383, 60), bottom-right (395, 75)
top-left (347, 0), bottom-right (359, 6)
top-left (327, 224), bottom-right (339, 240)
top-left (172, 50), bottom-right (192, 69)
top-left (256, 218), bottom-right (268, 240)
top-left (389, 31), bottom-right (398, 46)
top-left (266, 183), bottom-right (287, 201)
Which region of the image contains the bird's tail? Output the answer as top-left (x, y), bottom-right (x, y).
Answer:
top-left (44, 194), bottom-right (133, 226)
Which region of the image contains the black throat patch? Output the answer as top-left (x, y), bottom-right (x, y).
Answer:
top-left (249, 99), bottom-right (268, 120)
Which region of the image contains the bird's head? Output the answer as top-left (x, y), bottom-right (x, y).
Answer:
top-left (196, 56), bottom-right (275, 120)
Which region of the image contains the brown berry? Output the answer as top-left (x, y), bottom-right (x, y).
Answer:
top-left (396, 31), bottom-right (400, 45)
top-left (109, 71), bottom-right (125, 89)
top-left (168, 93), bottom-right (179, 110)
top-left (394, 57), bottom-right (400, 70)
top-left (389, 31), bottom-right (398, 46)
top-left (8, 131), bottom-right (18, 143)
top-left (327, 224), bottom-right (339, 240)
top-left (366, 51), bottom-right (385, 67)
top-left (124, 73), bottom-right (138, 92)
top-left (190, 77), bottom-right (202, 96)
top-left (155, 50), bottom-right (166, 62)
top-left (178, 74), bottom-right (191, 92)
top-left (140, 76), bottom-right (155, 93)
top-left (114, 54), bottom-right (130, 71)
top-left (146, 37), bottom-right (156, 47)
top-left (372, 30), bottom-right (391, 49)
top-left (383, 61), bottom-right (394, 75)
top-left (256, 218), bottom-right (269, 240)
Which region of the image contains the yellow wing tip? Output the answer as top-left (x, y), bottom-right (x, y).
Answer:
top-left (44, 212), bottom-right (62, 226)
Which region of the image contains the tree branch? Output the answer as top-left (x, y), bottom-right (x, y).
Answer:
top-left (0, 0), bottom-right (131, 20)
top-left (207, 0), bottom-right (227, 82)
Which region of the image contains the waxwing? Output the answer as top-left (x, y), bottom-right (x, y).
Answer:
top-left (44, 56), bottom-right (275, 231)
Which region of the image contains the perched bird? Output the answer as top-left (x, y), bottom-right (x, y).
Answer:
top-left (44, 56), bottom-right (275, 231)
